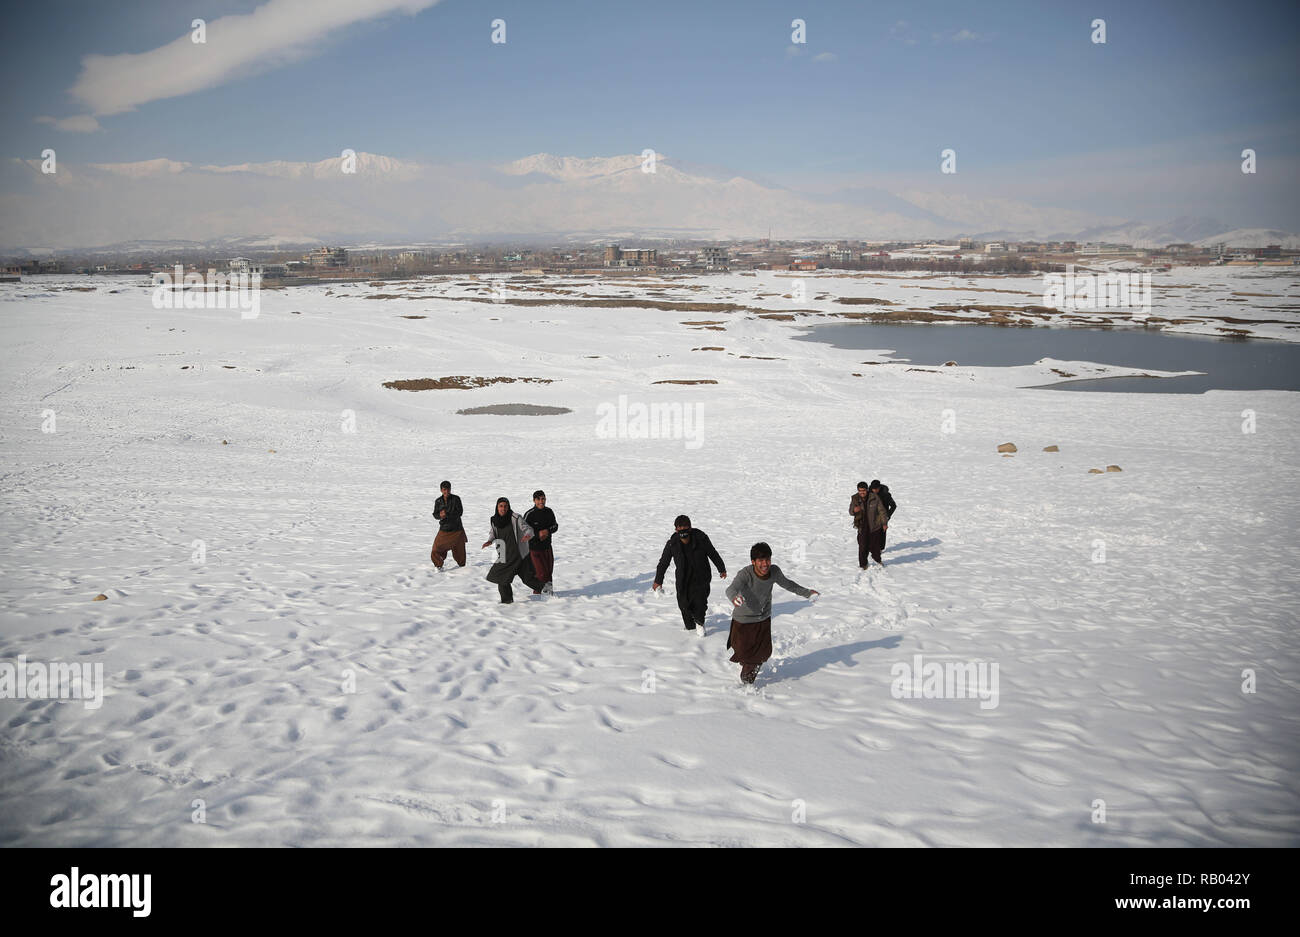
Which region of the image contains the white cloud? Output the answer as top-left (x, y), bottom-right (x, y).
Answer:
top-left (34, 114), bottom-right (101, 132)
top-left (890, 21), bottom-right (918, 45)
top-left (68, 0), bottom-right (441, 117)
top-left (812, 52), bottom-right (838, 63)
top-left (933, 28), bottom-right (988, 43)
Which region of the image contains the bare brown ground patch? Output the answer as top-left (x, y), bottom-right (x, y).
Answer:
top-left (827, 309), bottom-right (975, 323)
top-left (382, 376), bottom-right (555, 391)
top-left (932, 303), bottom-right (1059, 314)
top-left (914, 285), bottom-right (1038, 294)
top-left (1187, 314), bottom-right (1300, 325)
top-left (653, 379), bottom-right (718, 385)
top-left (438, 295), bottom-right (813, 315)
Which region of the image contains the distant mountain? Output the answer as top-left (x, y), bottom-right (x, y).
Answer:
top-left (0, 234), bottom-right (328, 260)
top-left (86, 158), bottom-right (191, 178)
top-left (500, 153), bottom-right (653, 181)
top-left (200, 152), bottom-right (425, 181)
top-left (1, 152), bottom-right (1293, 252)
top-left (1069, 217), bottom-right (1234, 248)
top-left (1191, 228), bottom-right (1300, 249)
top-left (896, 190), bottom-right (1110, 239)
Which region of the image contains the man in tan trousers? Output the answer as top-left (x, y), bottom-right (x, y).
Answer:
top-left (431, 480), bottom-right (467, 569)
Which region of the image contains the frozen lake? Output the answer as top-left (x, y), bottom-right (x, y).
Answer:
top-left (795, 322), bottom-right (1300, 394)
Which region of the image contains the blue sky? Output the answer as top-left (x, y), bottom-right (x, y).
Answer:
top-left (2, 0), bottom-right (1297, 226)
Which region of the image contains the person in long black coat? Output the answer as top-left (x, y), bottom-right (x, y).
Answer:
top-left (481, 497), bottom-right (544, 603)
top-left (652, 514), bottom-right (727, 632)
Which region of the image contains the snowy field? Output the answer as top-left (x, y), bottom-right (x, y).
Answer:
top-left (1, 271), bottom-right (1298, 847)
top-left (374, 265), bottom-right (1300, 341)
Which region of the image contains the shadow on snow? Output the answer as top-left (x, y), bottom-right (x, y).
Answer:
top-left (767, 634), bottom-right (905, 683)
top-left (564, 571), bottom-right (656, 598)
top-left (886, 538), bottom-right (941, 552)
top-left (882, 550), bottom-right (939, 566)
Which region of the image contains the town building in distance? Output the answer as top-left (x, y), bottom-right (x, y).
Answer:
top-left (603, 245), bottom-right (657, 268)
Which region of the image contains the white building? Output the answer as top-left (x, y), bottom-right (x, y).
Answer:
top-left (228, 258), bottom-right (264, 276)
top-left (700, 246), bottom-right (729, 269)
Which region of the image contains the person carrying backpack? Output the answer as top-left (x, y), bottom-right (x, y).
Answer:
top-left (850, 479), bottom-right (897, 568)
top-left (863, 479), bottom-right (895, 567)
top-left (875, 479), bottom-right (897, 521)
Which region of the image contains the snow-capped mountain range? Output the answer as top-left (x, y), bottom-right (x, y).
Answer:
top-left (1, 151), bottom-right (1295, 253)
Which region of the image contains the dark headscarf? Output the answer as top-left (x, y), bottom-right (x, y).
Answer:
top-left (491, 497), bottom-right (513, 530)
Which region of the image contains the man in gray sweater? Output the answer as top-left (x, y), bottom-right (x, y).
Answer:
top-left (724, 542), bottom-right (819, 684)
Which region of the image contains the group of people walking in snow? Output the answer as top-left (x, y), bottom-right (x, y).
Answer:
top-left (430, 481), bottom-right (559, 603)
top-left (849, 480), bottom-right (896, 569)
top-left (431, 478), bottom-right (896, 684)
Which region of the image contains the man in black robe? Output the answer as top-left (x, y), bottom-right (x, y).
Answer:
top-left (653, 514), bottom-right (727, 632)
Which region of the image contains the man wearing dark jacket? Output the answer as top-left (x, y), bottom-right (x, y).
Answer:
top-left (849, 479), bottom-right (895, 568)
top-left (431, 480), bottom-right (467, 569)
top-left (523, 490), bottom-right (558, 595)
top-left (653, 514), bottom-right (727, 632)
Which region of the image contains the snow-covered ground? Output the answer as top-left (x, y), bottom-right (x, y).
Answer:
top-left (1, 273), bottom-right (1297, 846)
top-left (397, 265), bottom-right (1300, 342)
